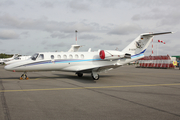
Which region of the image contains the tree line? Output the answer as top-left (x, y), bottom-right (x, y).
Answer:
top-left (0, 53), bottom-right (13, 58)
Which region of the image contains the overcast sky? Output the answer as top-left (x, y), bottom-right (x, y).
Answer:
top-left (0, 0), bottom-right (179, 56)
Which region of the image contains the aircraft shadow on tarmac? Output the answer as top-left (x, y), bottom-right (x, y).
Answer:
top-left (53, 73), bottom-right (113, 83)
top-left (1, 73), bottom-right (113, 83)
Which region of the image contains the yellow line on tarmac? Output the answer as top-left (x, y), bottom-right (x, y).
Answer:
top-left (0, 83), bottom-right (180, 93)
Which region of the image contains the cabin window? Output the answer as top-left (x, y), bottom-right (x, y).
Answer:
top-left (63, 55), bottom-right (67, 59)
top-left (51, 55), bottom-right (54, 59)
top-left (69, 54), bottom-right (73, 59)
top-left (57, 55), bottom-right (61, 59)
top-left (81, 54), bottom-right (84, 59)
top-left (37, 54), bottom-right (44, 60)
top-left (75, 54), bottom-right (79, 59)
top-left (31, 53), bottom-right (39, 60)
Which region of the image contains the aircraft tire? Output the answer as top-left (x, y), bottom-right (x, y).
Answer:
top-left (20, 74), bottom-right (27, 80)
top-left (91, 73), bottom-right (99, 80)
top-left (77, 73), bottom-right (83, 77)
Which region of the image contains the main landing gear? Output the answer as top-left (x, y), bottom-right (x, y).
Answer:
top-left (20, 72), bottom-right (29, 80)
top-left (77, 73), bottom-right (83, 77)
top-left (76, 72), bottom-right (99, 80)
top-left (91, 71), bottom-right (99, 80)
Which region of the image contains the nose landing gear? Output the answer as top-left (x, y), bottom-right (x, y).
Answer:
top-left (20, 72), bottom-right (29, 80)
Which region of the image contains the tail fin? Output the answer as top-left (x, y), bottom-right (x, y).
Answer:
top-left (122, 32), bottom-right (172, 58)
top-left (12, 54), bottom-right (18, 58)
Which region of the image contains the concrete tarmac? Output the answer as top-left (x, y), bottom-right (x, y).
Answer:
top-left (0, 65), bottom-right (180, 120)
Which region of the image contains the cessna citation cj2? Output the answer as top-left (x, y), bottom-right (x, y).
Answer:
top-left (5, 32), bottom-right (172, 80)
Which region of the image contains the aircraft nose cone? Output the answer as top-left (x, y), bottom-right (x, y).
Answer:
top-left (4, 65), bottom-right (12, 71)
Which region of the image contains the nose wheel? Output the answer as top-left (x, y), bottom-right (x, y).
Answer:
top-left (20, 72), bottom-right (29, 80)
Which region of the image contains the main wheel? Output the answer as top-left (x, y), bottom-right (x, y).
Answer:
top-left (77, 73), bottom-right (83, 77)
top-left (91, 73), bottom-right (99, 80)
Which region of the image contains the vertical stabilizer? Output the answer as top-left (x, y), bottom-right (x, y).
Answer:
top-left (122, 32), bottom-right (172, 59)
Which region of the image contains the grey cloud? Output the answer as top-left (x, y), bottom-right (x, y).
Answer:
top-left (21, 31), bottom-right (29, 35)
top-left (131, 8), bottom-right (163, 21)
top-left (99, 0), bottom-right (121, 8)
top-left (41, 40), bottom-right (48, 45)
top-left (108, 23), bottom-right (141, 35)
top-left (51, 32), bottom-right (72, 38)
top-left (41, 1), bottom-right (54, 8)
top-left (131, 7), bottom-right (180, 26)
top-left (0, 30), bottom-right (19, 39)
top-left (158, 11), bottom-right (180, 26)
top-left (68, 0), bottom-right (90, 11)
top-left (131, 14), bottom-right (141, 21)
top-left (0, 0), bottom-right (14, 7)
top-left (50, 42), bottom-right (67, 47)
top-left (0, 15), bottom-right (94, 33)
top-left (79, 34), bottom-right (101, 40)
top-left (47, 42), bottom-right (70, 50)
top-left (101, 40), bottom-right (122, 46)
top-left (124, 0), bottom-right (180, 8)
top-left (63, 23), bottom-right (93, 33)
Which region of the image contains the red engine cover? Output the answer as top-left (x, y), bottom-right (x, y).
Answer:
top-left (99, 50), bottom-right (105, 59)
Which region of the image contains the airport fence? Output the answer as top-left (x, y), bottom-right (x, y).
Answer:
top-left (138, 55), bottom-right (176, 69)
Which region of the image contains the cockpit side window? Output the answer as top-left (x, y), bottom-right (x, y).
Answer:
top-left (37, 54), bottom-right (44, 60)
top-left (31, 53), bottom-right (39, 60)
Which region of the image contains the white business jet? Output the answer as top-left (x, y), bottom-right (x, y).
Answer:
top-left (0, 54), bottom-right (19, 64)
top-left (4, 55), bottom-right (31, 65)
top-left (4, 32), bottom-right (172, 80)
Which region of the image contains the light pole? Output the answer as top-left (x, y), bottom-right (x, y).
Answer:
top-left (75, 30), bottom-right (78, 45)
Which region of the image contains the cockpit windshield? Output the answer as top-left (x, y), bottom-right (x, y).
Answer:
top-left (37, 54), bottom-right (44, 60)
top-left (31, 53), bottom-right (39, 60)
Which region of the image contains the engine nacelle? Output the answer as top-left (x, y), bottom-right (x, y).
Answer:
top-left (99, 50), bottom-right (131, 60)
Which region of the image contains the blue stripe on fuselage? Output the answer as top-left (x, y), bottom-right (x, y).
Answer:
top-left (131, 49), bottom-right (146, 59)
top-left (20, 58), bottom-right (102, 67)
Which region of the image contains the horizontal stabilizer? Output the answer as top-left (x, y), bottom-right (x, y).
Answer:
top-left (142, 32), bottom-right (172, 36)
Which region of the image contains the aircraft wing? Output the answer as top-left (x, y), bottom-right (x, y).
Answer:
top-left (76, 64), bottom-right (121, 73)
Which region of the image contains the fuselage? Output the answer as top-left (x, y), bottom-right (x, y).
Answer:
top-left (4, 51), bottom-right (143, 72)
top-left (4, 51), bottom-right (117, 72)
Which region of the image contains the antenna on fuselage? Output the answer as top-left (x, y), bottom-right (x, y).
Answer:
top-left (75, 30), bottom-right (78, 45)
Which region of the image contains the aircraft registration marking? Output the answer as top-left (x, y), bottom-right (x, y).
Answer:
top-left (0, 83), bottom-right (180, 93)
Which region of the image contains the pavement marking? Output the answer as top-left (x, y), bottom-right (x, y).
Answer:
top-left (1, 78), bottom-right (51, 81)
top-left (1, 83), bottom-right (180, 93)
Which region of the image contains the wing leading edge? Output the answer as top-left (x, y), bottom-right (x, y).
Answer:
top-left (142, 32), bottom-right (172, 36)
